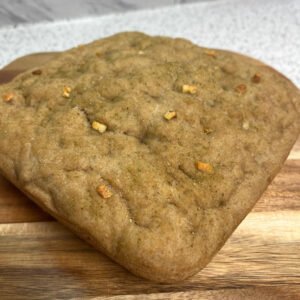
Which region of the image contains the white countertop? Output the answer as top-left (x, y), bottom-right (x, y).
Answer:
top-left (0, 0), bottom-right (206, 27)
top-left (0, 0), bottom-right (299, 86)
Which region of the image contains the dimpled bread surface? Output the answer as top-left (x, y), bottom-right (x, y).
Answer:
top-left (0, 32), bottom-right (299, 282)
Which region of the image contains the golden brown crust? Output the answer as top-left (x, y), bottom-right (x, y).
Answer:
top-left (0, 32), bottom-right (299, 282)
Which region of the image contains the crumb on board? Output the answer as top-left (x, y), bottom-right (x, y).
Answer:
top-left (138, 50), bottom-right (144, 55)
top-left (63, 86), bottom-right (72, 98)
top-left (182, 84), bottom-right (197, 94)
top-left (164, 111), bottom-right (177, 121)
top-left (2, 92), bottom-right (14, 102)
top-left (196, 161), bottom-right (214, 174)
top-left (252, 73), bottom-right (261, 83)
top-left (204, 50), bottom-right (217, 58)
top-left (235, 84), bottom-right (247, 94)
top-left (97, 184), bottom-right (112, 199)
top-left (92, 121), bottom-right (107, 133)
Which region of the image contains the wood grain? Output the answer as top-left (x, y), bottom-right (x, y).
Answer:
top-left (0, 176), bottom-right (53, 223)
top-left (98, 288), bottom-right (300, 300)
top-left (0, 53), bottom-right (299, 299)
top-left (0, 212), bottom-right (299, 299)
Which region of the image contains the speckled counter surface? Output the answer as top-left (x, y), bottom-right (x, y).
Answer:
top-left (0, 0), bottom-right (207, 27)
top-left (0, 0), bottom-right (299, 86)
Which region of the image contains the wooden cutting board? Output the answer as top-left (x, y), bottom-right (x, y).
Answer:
top-left (0, 53), bottom-right (299, 300)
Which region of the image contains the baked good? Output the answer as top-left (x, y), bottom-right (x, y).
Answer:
top-left (0, 32), bottom-right (299, 282)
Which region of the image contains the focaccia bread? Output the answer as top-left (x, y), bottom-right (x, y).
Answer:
top-left (0, 32), bottom-right (299, 282)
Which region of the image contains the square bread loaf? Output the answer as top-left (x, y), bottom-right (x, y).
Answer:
top-left (0, 32), bottom-right (299, 282)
